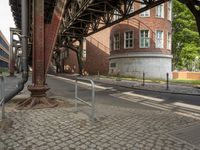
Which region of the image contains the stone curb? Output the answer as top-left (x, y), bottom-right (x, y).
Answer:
top-left (49, 74), bottom-right (200, 96)
top-left (92, 78), bottom-right (200, 96)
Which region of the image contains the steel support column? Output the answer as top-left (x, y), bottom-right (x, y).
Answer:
top-left (44, 0), bottom-right (67, 73)
top-left (9, 29), bottom-right (15, 76)
top-left (77, 39), bottom-right (83, 75)
top-left (28, 0), bottom-right (48, 96)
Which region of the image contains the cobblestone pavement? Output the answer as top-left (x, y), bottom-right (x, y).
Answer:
top-left (1, 102), bottom-right (200, 150)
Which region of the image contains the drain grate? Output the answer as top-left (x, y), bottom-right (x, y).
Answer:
top-left (170, 124), bottom-right (200, 147)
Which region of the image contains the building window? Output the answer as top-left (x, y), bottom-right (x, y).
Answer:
top-left (140, 30), bottom-right (150, 48)
top-left (168, 0), bottom-right (172, 21)
top-left (140, 0), bottom-right (150, 17)
top-left (167, 32), bottom-right (171, 50)
top-left (155, 30), bottom-right (164, 48)
top-left (156, 4), bottom-right (164, 18)
top-left (110, 63), bottom-right (116, 68)
top-left (124, 31), bottom-right (133, 49)
top-left (82, 38), bottom-right (87, 58)
top-left (113, 11), bottom-right (121, 21)
top-left (113, 33), bottom-right (120, 50)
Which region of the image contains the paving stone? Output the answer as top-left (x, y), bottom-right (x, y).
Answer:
top-left (0, 104), bottom-right (200, 150)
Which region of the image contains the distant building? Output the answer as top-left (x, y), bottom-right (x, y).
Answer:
top-left (0, 30), bottom-right (9, 71)
top-left (63, 1), bottom-right (172, 79)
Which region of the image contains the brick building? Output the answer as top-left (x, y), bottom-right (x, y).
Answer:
top-left (63, 1), bottom-right (172, 79)
top-left (0, 30), bottom-right (9, 71)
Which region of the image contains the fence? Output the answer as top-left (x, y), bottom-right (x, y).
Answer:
top-left (173, 72), bottom-right (200, 80)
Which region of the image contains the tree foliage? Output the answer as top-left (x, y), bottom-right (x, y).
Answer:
top-left (172, 0), bottom-right (200, 71)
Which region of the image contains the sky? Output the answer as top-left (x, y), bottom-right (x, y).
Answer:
top-left (0, 0), bottom-right (15, 43)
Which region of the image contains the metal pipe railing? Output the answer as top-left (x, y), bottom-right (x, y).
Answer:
top-left (0, 75), bottom-right (5, 120)
top-left (0, 0), bottom-right (29, 105)
top-left (75, 77), bottom-right (96, 122)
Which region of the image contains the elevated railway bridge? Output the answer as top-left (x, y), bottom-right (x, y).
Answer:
top-left (5, 0), bottom-right (169, 104)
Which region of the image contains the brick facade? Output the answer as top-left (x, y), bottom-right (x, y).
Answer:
top-left (62, 2), bottom-right (172, 77)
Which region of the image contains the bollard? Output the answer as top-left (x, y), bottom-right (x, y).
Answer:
top-left (142, 72), bottom-right (145, 86)
top-left (97, 71), bottom-right (100, 79)
top-left (166, 73), bottom-right (169, 90)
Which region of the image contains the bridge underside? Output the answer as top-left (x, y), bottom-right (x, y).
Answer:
top-left (9, 0), bottom-right (168, 99)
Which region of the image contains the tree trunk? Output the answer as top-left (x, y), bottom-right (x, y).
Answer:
top-left (185, 1), bottom-right (200, 37)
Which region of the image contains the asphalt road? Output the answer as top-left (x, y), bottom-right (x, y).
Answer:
top-left (47, 75), bottom-right (156, 109)
top-left (47, 75), bottom-right (200, 107)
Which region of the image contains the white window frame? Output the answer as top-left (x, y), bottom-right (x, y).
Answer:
top-left (167, 32), bottom-right (171, 50)
top-left (113, 10), bottom-right (121, 21)
top-left (113, 33), bottom-right (120, 50)
top-left (140, 0), bottom-right (150, 17)
top-left (155, 30), bottom-right (164, 48)
top-left (168, 0), bottom-right (172, 21)
top-left (156, 4), bottom-right (164, 18)
top-left (140, 30), bottom-right (150, 48)
top-left (124, 31), bottom-right (134, 49)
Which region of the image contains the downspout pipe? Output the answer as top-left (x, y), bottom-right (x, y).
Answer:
top-left (0, 0), bottom-right (29, 105)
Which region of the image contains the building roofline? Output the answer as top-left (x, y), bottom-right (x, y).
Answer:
top-left (0, 30), bottom-right (9, 46)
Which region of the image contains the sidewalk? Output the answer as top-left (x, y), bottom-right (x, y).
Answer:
top-left (55, 73), bottom-right (200, 96)
top-left (1, 74), bottom-right (200, 150)
top-left (87, 76), bottom-right (200, 96)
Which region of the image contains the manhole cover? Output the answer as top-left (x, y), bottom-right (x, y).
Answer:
top-left (170, 124), bottom-right (200, 147)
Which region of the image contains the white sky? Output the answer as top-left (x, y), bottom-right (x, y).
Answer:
top-left (0, 0), bottom-right (15, 43)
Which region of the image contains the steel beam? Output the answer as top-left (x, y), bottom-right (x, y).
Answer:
top-left (44, 0), bottom-right (67, 73)
top-left (28, 0), bottom-right (48, 97)
top-left (9, 29), bottom-right (15, 76)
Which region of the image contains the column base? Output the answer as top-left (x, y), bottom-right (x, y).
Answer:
top-left (16, 85), bottom-right (58, 110)
top-left (28, 85), bottom-right (49, 97)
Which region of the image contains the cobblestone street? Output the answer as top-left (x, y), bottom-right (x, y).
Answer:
top-left (1, 101), bottom-right (200, 150)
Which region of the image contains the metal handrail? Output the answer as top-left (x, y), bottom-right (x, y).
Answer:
top-left (75, 77), bottom-right (96, 122)
top-left (0, 75), bottom-right (5, 120)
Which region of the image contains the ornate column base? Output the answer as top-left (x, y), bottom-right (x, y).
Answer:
top-left (16, 85), bottom-right (58, 110)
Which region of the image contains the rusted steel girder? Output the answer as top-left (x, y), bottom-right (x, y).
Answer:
top-left (28, 0), bottom-right (67, 97)
top-left (9, 28), bottom-right (21, 76)
top-left (44, 0), bottom-right (67, 73)
top-left (28, 0), bottom-right (48, 96)
top-left (9, 29), bottom-right (15, 76)
top-left (61, 0), bottom-right (169, 39)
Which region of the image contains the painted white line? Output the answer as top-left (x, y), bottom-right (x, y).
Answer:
top-left (111, 93), bottom-right (170, 110)
top-left (173, 102), bottom-right (200, 111)
top-left (48, 74), bottom-right (112, 90)
top-left (123, 92), bottom-right (165, 102)
top-left (175, 112), bottom-right (200, 120)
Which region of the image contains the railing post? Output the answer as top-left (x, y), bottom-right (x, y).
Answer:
top-left (166, 73), bottom-right (169, 90)
top-left (91, 80), bottom-right (95, 123)
top-left (97, 71), bottom-right (100, 80)
top-left (142, 72), bottom-right (145, 86)
top-left (75, 79), bottom-right (78, 112)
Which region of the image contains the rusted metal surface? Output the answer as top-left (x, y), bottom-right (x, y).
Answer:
top-left (9, 0), bottom-right (170, 96)
top-left (44, 0), bottom-right (67, 73)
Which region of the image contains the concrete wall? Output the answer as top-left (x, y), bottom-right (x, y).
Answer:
top-left (173, 72), bottom-right (200, 80)
top-left (109, 53), bottom-right (172, 79)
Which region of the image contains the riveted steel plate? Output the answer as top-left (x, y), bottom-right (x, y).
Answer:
top-left (170, 124), bottom-right (200, 147)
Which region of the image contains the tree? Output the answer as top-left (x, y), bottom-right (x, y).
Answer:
top-left (178, 0), bottom-right (200, 37)
top-left (172, 0), bottom-right (200, 70)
